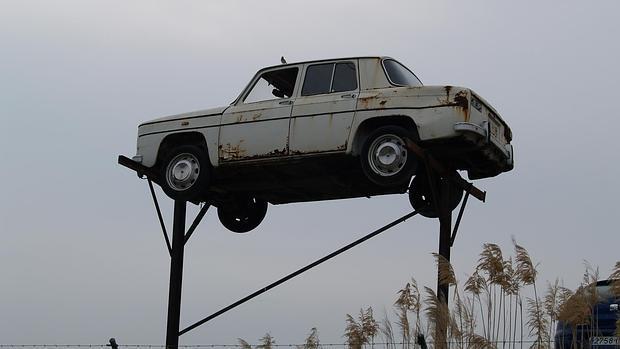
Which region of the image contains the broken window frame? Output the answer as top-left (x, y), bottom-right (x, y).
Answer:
top-left (242, 67), bottom-right (300, 104)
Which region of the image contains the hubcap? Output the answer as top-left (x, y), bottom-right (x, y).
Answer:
top-left (368, 134), bottom-right (407, 177)
top-left (166, 153), bottom-right (200, 191)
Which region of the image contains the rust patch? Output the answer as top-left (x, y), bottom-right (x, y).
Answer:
top-left (239, 147), bottom-right (287, 160)
top-left (220, 142), bottom-right (247, 159)
top-left (251, 112), bottom-right (262, 121)
top-left (358, 95), bottom-right (385, 109)
top-left (358, 96), bottom-right (372, 109)
top-left (454, 90), bottom-right (469, 121)
top-left (222, 142), bottom-right (287, 161)
top-left (454, 90), bottom-right (468, 108)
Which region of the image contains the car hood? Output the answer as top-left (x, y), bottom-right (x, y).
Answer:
top-left (139, 106), bottom-right (228, 127)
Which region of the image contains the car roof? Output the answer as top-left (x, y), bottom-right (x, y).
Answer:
top-left (596, 279), bottom-right (618, 287)
top-left (259, 56), bottom-right (392, 71)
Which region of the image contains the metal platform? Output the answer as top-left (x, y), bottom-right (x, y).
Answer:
top-left (118, 140), bottom-right (486, 349)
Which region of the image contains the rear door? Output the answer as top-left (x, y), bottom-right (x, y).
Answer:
top-left (289, 60), bottom-right (359, 154)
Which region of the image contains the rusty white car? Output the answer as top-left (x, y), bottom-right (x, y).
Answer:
top-left (132, 56), bottom-right (513, 232)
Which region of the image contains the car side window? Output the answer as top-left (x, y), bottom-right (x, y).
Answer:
top-left (301, 62), bottom-right (357, 96)
top-left (383, 59), bottom-right (422, 87)
top-left (244, 67), bottom-right (298, 104)
top-left (301, 63), bottom-right (333, 96)
top-left (332, 62), bottom-right (357, 93)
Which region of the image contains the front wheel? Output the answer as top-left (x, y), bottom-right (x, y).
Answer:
top-left (360, 125), bottom-right (418, 186)
top-left (160, 145), bottom-right (209, 201)
top-left (217, 196), bottom-right (268, 233)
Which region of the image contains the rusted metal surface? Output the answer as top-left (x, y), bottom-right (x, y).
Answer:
top-left (290, 86), bottom-right (357, 155)
top-left (219, 141), bottom-right (287, 161)
top-left (132, 55), bottom-right (513, 202)
top-left (220, 99), bottom-right (291, 161)
top-left (218, 142), bottom-right (247, 160)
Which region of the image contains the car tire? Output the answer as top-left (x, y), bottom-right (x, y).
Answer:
top-left (160, 145), bottom-right (209, 201)
top-left (217, 196), bottom-right (268, 233)
top-left (408, 169), bottom-right (463, 218)
top-left (360, 125), bottom-right (418, 186)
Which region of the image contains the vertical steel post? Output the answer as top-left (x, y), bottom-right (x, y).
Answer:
top-left (436, 177), bottom-right (452, 349)
top-left (166, 200), bottom-right (187, 349)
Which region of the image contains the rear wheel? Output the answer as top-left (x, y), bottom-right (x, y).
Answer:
top-left (360, 125), bottom-right (418, 186)
top-left (408, 169), bottom-right (463, 218)
top-left (217, 196), bottom-right (268, 233)
top-left (160, 145), bottom-right (209, 201)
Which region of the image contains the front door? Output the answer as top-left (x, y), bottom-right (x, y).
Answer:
top-left (219, 66), bottom-right (300, 162)
top-left (289, 61), bottom-right (359, 154)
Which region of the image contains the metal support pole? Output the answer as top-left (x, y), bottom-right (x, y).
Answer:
top-left (166, 200), bottom-right (187, 349)
top-left (436, 177), bottom-right (452, 349)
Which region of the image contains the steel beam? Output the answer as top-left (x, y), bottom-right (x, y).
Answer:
top-left (435, 177), bottom-right (453, 349)
top-left (165, 200), bottom-right (186, 349)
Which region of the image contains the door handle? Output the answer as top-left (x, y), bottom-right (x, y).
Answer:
top-left (341, 93), bottom-right (356, 99)
top-left (279, 100), bottom-right (293, 105)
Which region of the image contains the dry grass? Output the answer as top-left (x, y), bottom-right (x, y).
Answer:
top-left (304, 327), bottom-right (320, 349)
top-left (239, 246), bottom-right (618, 349)
top-left (238, 338), bottom-right (252, 349)
top-left (434, 253), bottom-right (457, 287)
top-left (525, 296), bottom-right (548, 347)
top-left (478, 243), bottom-right (505, 285)
top-left (512, 240), bottom-right (537, 286)
top-left (345, 307), bottom-right (380, 349)
top-left (424, 287), bottom-right (450, 349)
top-left (465, 333), bottom-right (496, 349)
top-left (381, 311), bottom-right (396, 349)
top-left (344, 248), bottom-right (615, 349)
top-left (257, 333), bottom-right (276, 349)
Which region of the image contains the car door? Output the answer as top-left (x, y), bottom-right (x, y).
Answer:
top-left (289, 60), bottom-right (359, 154)
top-left (219, 66), bottom-right (300, 162)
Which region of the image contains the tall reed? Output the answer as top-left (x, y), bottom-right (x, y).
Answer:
top-left (303, 327), bottom-right (320, 349)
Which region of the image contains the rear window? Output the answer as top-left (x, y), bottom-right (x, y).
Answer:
top-left (383, 59), bottom-right (422, 87)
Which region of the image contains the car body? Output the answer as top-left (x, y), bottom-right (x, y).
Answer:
top-left (131, 56), bottom-right (514, 231)
top-left (555, 280), bottom-right (619, 349)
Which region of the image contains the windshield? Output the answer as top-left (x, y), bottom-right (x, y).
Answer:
top-left (596, 282), bottom-right (620, 300)
top-left (383, 59), bottom-right (422, 87)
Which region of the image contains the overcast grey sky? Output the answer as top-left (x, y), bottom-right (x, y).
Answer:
top-left (1, 0), bottom-right (619, 345)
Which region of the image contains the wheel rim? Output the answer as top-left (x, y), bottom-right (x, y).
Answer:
top-left (165, 153), bottom-right (200, 191)
top-left (367, 134), bottom-right (408, 177)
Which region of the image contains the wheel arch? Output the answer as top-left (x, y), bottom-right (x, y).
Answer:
top-left (157, 132), bottom-right (210, 167)
top-left (350, 115), bottom-right (420, 156)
